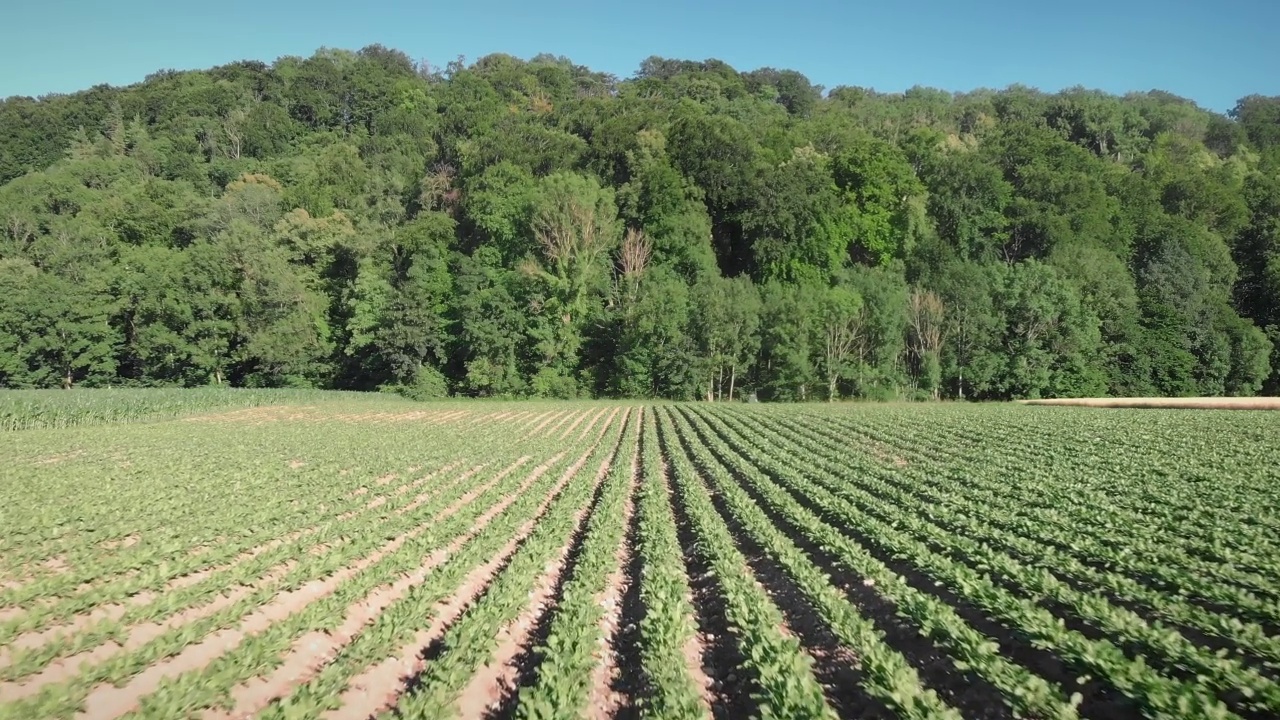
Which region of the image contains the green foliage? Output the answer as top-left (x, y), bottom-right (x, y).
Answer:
top-left (384, 364), bottom-right (450, 401)
top-left (0, 47), bottom-right (1275, 400)
top-left (0, 387), bottom-right (371, 430)
top-left (3, 397), bottom-right (1280, 717)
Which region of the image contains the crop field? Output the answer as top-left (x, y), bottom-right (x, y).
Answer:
top-left (1, 393), bottom-right (1278, 720)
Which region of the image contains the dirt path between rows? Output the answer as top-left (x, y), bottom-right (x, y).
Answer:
top-left (73, 454), bottom-right (536, 720)
top-left (200, 456), bottom-right (539, 719)
top-left (653, 448), bottom-right (718, 715)
top-left (0, 560), bottom-right (299, 704)
top-left (322, 409), bottom-right (625, 720)
top-left (458, 408), bottom-right (635, 719)
top-left (587, 407), bottom-right (644, 719)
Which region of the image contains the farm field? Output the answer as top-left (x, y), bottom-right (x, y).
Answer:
top-left (1, 394), bottom-right (1279, 719)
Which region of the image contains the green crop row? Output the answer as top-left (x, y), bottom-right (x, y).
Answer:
top-left (655, 408), bottom-right (838, 720)
top-left (258, 408), bottom-right (628, 719)
top-left (808, 410), bottom-right (1280, 589)
top-left (701, 405), bottom-right (1247, 719)
top-left (1, 431), bottom-right (532, 719)
top-left (774, 411), bottom-right (1280, 663)
top-left (682, 405), bottom-right (1081, 720)
top-left (4, 398), bottom-right (1276, 720)
top-left (392, 409), bottom-right (635, 719)
top-left (514, 408), bottom-right (642, 719)
top-left (0, 388), bottom-right (389, 432)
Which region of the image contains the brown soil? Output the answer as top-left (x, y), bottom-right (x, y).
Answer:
top-left (391, 461), bottom-right (465, 498)
top-left (864, 441), bottom-right (910, 469)
top-left (3, 554), bottom-right (75, 594)
top-left (595, 408), bottom-right (623, 443)
top-left (166, 528), bottom-right (315, 593)
top-left (455, 556), bottom-right (565, 719)
top-left (517, 411), bottom-right (556, 433)
top-left (33, 450), bottom-right (87, 466)
top-left (557, 408), bottom-right (594, 441)
top-left (1, 560), bottom-right (297, 704)
top-left (586, 408), bottom-right (643, 720)
top-left (333, 460), bottom-right (470, 522)
top-left (395, 464), bottom-right (491, 518)
top-left (0, 590), bottom-right (152, 667)
top-left (336, 496), bottom-right (386, 522)
top-left (325, 412), bottom-right (627, 720)
top-left (100, 534), bottom-right (141, 551)
top-left (576, 407), bottom-right (612, 443)
top-left (321, 452), bottom-right (574, 720)
top-left (523, 410), bottom-right (569, 438)
top-left (652, 451), bottom-right (716, 714)
top-left (74, 484), bottom-right (498, 720)
top-left (461, 409), bottom-right (634, 720)
top-left (538, 409), bottom-right (579, 439)
top-left (1019, 396), bottom-right (1280, 410)
top-left (201, 459), bottom-right (543, 720)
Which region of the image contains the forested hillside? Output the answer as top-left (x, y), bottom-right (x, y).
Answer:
top-left (2, 45), bottom-right (1278, 400)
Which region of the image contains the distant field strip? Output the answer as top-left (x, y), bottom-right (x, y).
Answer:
top-left (1019, 396), bottom-right (1280, 410)
top-left (2, 393), bottom-right (1277, 719)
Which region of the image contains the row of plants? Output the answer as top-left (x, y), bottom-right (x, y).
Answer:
top-left (663, 406), bottom-right (966, 718)
top-left (817, 409), bottom-right (1280, 598)
top-left (775, 411), bottom-right (1280, 662)
top-left (1, 418), bottom-right (577, 719)
top-left (654, 409), bottom-right (838, 719)
top-left (699, 406), bottom-right (1246, 718)
top-left (390, 410), bottom-right (637, 718)
top-left (514, 408), bottom-right (642, 718)
top-left (253, 409), bottom-right (630, 719)
top-left (678, 406), bottom-right (1082, 719)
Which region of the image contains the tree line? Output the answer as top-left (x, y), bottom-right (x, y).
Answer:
top-left (1, 46), bottom-right (1278, 400)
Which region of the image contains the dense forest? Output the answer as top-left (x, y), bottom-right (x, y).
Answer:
top-left (1, 45), bottom-right (1278, 400)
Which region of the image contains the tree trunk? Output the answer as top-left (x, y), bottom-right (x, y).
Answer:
top-left (728, 365), bottom-right (736, 403)
top-left (958, 366), bottom-right (964, 400)
top-left (63, 366), bottom-right (72, 390)
top-left (828, 374), bottom-right (837, 402)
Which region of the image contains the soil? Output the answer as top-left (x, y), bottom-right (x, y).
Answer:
top-left (586, 408), bottom-right (644, 720)
top-left (324, 410), bottom-right (628, 719)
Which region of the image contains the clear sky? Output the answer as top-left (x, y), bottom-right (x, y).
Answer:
top-left (2, 0), bottom-right (1277, 113)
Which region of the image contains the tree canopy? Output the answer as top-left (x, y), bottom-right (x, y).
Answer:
top-left (1, 45), bottom-right (1277, 399)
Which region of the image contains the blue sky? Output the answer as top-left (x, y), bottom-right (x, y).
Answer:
top-left (2, 0), bottom-right (1277, 112)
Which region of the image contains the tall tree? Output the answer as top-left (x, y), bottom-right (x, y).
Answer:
top-left (906, 289), bottom-right (946, 398)
top-left (816, 284), bottom-right (864, 401)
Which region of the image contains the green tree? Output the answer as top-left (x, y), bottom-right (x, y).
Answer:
top-left (692, 274), bottom-right (762, 401)
top-left (830, 135), bottom-right (925, 265)
top-left (815, 284), bottom-right (865, 401)
top-left (758, 280), bottom-right (820, 401)
top-left (930, 261), bottom-right (1001, 399)
top-left (993, 260), bottom-right (1106, 399)
top-left (521, 172), bottom-right (621, 384)
top-left (452, 247), bottom-right (528, 397)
